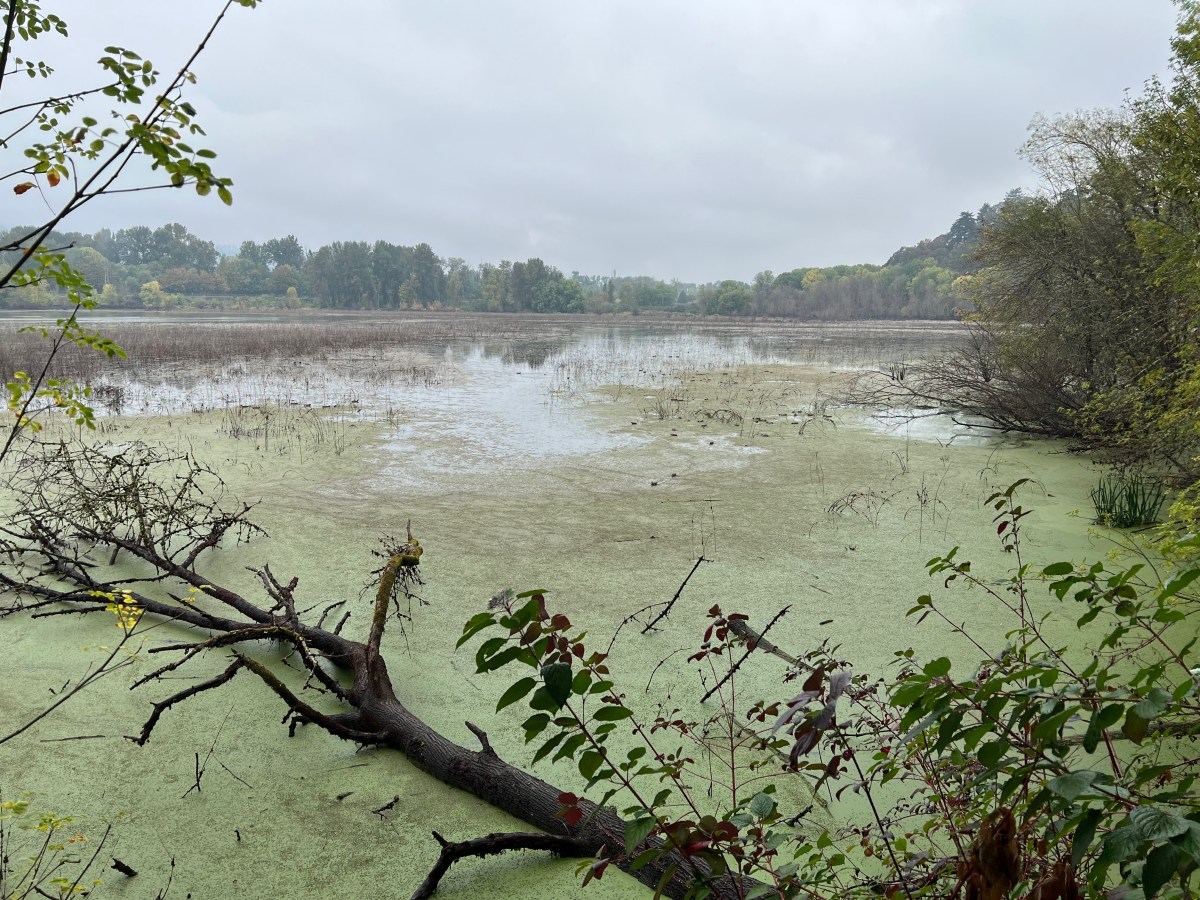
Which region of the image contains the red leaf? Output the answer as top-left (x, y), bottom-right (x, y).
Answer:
top-left (550, 613), bottom-right (571, 631)
top-left (46, 170), bottom-right (60, 187)
top-left (563, 806), bottom-right (584, 826)
top-left (558, 792), bottom-right (578, 805)
top-left (13, 182), bottom-right (35, 195)
top-left (707, 604), bottom-right (721, 616)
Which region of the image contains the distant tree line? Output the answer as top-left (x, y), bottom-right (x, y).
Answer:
top-left (0, 203), bottom-right (1013, 318)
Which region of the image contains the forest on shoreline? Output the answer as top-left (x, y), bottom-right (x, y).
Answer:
top-left (0, 198), bottom-right (1008, 319)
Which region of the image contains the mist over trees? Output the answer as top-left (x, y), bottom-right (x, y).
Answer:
top-left (0, 203), bottom-right (1004, 319)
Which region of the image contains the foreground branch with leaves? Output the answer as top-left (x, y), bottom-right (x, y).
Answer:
top-left (1, 0), bottom-right (257, 457)
top-left (460, 481), bottom-right (1200, 898)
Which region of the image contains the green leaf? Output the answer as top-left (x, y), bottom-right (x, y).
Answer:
top-left (1098, 703), bottom-right (1125, 728)
top-left (890, 679), bottom-right (928, 708)
top-left (496, 677), bottom-right (536, 711)
top-left (592, 706), bottom-right (634, 722)
top-left (652, 862), bottom-right (677, 900)
top-left (542, 662), bottom-right (573, 710)
top-left (477, 645), bottom-right (525, 674)
top-left (1093, 825), bottom-right (1143, 883)
top-left (1177, 821), bottom-right (1200, 864)
top-left (1033, 706), bottom-right (1077, 742)
top-left (527, 687), bottom-right (561, 712)
top-left (1083, 709), bottom-right (1106, 754)
top-left (571, 669), bottom-right (592, 695)
top-left (1043, 561), bottom-right (1075, 577)
top-left (1159, 568), bottom-right (1200, 601)
top-left (748, 792), bottom-right (776, 820)
top-left (522, 713), bottom-right (550, 742)
top-left (552, 732), bottom-right (587, 763)
top-left (624, 816), bottom-right (656, 853)
top-left (531, 731), bottom-right (565, 765)
top-left (1131, 806), bottom-right (1191, 842)
top-left (746, 884), bottom-right (779, 899)
top-left (578, 750), bottom-right (604, 782)
top-left (629, 849), bottom-right (659, 873)
top-left (473, 635), bottom-right (506, 670)
top-left (1142, 842), bottom-right (1181, 900)
top-left (1124, 709), bottom-right (1150, 744)
top-left (1048, 770), bottom-right (1100, 801)
top-left (923, 657), bottom-right (951, 678)
top-left (1132, 688), bottom-right (1172, 722)
top-left (1072, 808), bottom-right (1102, 869)
top-left (977, 741), bottom-right (1006, 769)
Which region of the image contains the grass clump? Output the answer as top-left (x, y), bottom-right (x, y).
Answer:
top-left (1090, 471), bottom-right (1166, 527)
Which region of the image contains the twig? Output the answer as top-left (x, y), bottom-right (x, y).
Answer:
top-left (372, 795), bottom-right (400, 819)
top-left (128, 658), bottom-right (246, 746)
top-left (410, 831), bottom-right (591, 900)
top-left (1, 632), bottom-right (136, 745)
top-left (641, 556), bottom-right (707, 634)
top-left (700, 606), bottom-right (790, 703)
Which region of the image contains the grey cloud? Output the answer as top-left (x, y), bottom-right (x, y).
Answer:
top-left (37, 0), bottom-right (1180, 281)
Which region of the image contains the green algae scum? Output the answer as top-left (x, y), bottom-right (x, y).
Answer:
top-left (1, 315), bottom-right (1105, 898)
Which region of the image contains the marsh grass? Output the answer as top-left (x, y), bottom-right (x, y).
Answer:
top-left (1090, 472), bottom-right (1166, 527)
top-left (0, 320), bottom-right (462, 384)
top-left (826, 487), bottom-right (898, 527)
top-left (0, 314), bottom-right (967, 437)
top-left (218, 403), bottom-right (351, 456)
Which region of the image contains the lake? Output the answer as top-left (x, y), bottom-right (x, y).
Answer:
top-left (0, 313), bottom-right (1105, 898)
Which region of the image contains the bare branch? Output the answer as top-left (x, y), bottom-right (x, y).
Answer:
top-left (411, 831), bottom-right (592, 900)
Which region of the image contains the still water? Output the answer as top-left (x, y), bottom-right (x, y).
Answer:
top-left (1, 316), bottom-right (1100, 898)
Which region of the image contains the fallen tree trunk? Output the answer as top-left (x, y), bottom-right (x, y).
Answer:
top-left (0, 442), bottom-right (735, 898)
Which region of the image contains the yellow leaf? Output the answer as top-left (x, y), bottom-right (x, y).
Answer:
top-left (47, 170), bottom-right (60, 187)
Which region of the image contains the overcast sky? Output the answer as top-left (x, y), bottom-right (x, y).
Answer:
top-left (17, 2), bottom-right (1182, 282)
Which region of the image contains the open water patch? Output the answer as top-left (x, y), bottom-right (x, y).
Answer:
top-left (378, 347), bottom-right (645, 484)
top-left (854, 406), bottom-right (1006, 447)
